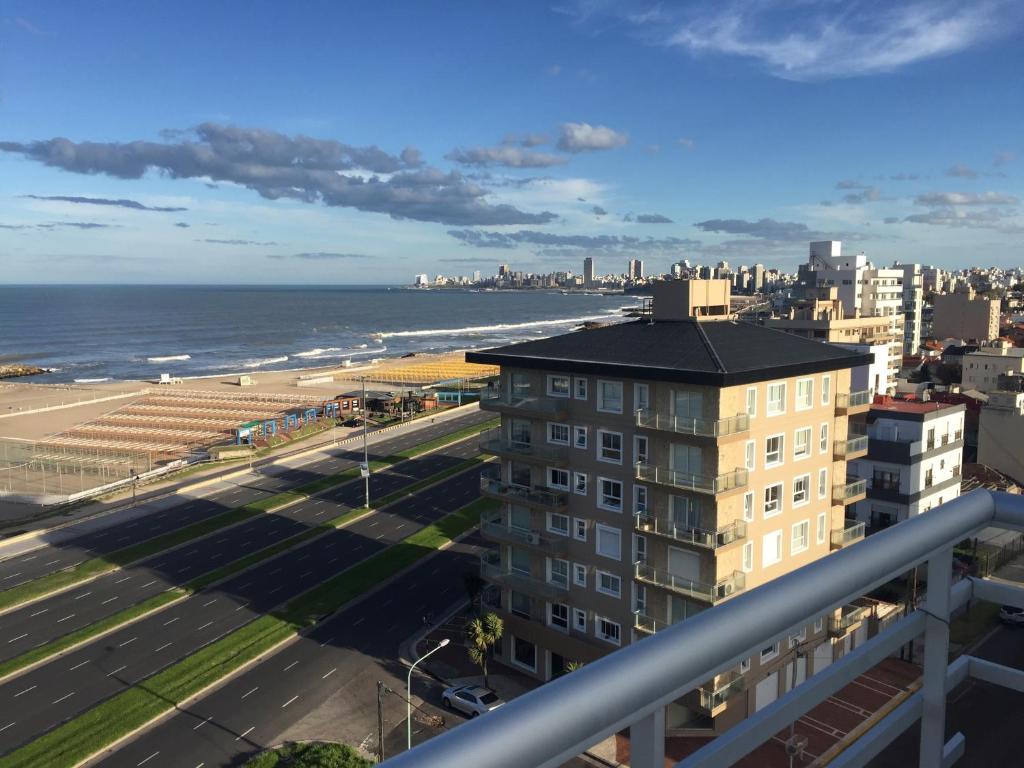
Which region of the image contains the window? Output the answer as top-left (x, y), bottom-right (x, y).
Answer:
top-left (510, 591), bottom-right (531, 618)
top-left (598, 380), bottom-right (623, 413)
top-left (573, 563), bottom-right (587, 586)
top-left (764, 484), bottom-right (783, 517)
top-left (819, 422), bottom-right (829, 454)
top-left (510, 418), bottom-right (531, 445)
top-left (596, 524), bottom-right (622, 560)
top-left (596, 570), bottom-right (622, 597)
top-left (765, 434), bottom-right (784, 466)
top-left (548, 422), bottom-right (569, 445)
top-left (739, 658), bottom-right (751, 674)
top-left (743, 491), bottom-right (755, 522)
top-left (767, 382), bottom-right (786, 415)
top-left (573, 426), bottom-right (588, 449)
top-left (573, 472), bottom-right (588, 496)
top-left (598, 478), bottom-right (623, 512)
top-left (634, 485), bottom-right (648, 515)
top-left (818, 468), bottom-right (828, 500)
top-left (573, 608), bottom-right (587, 632)
top-left (548, 603), bottom-right (569, 631)
top-left (793, 474), bottom-right (810, 506)
top-left (547, 375), bottom-right (570, 398)
top-left (814, 617), bottom-right (824, 633)
top-left (574, 377), bottom-right (588, 400)
top-left (796, 378), bottom-right (813, 410)
top-left (634, 435), bottom-right (649, 464)
top-left (634, 583), bottom-right (647, 614)
top-left (547, 513), bottom-right (569, 536)
top-left (548, 467), bottom-right (569, 490)
top-left (574, 518), bottom-right (587, 541)
top-left (548, 558), bottom-right (569, 588)
top-left (746, 387), bottom-right (757, 417)
top-left (513, 636), bottom-right (536, 671)
top-left (760, 641), bottom-right (780, 663)
top-left (763, 530), bottom-right (783, 567)
top-left (598, 430), bottom-right (623, 463)
top-left (791, 520), bottom-right (810, 554)
top-left (816, 512), bottom-right (827, 545)
top-left (745, 440), bottom-right (756, 471)
top-left (634, 383), bottom-right (650, 411)
top-left (794, 427), bottom-right (811, 460)
top-left (821, 375), bottom-right (831, 405)
top-left (742, 541), bottom-right (754, 572)
top-left (596, 616), bottom-right (621, 646)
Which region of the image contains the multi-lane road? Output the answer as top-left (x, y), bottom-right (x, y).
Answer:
top-left (0, 411), bottom-right (491, 755)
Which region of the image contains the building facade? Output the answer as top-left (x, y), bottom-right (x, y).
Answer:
top-left (850, 399), bottom-right (965, 530)
top-left (932, 288), bottom-right (1000, 342)
top-left (961, 345), bottom-right (1024, 392)
top-left (978, 385), bottom-right (1024, 487)
top-left (896, 263), bottom-right (924, 355)
top-left (469, 281), bottom-right (877, 733)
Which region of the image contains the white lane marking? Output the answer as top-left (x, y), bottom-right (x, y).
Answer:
top-left (375, 533), bottom-right (385, 540)
top-left (322, 667), bottom-right (337, 679)
top-left (19, 555), bottom-right (36, 562)
top-left (197, 621), bottom-right (214, 631)
top-left (107, 665), bottom-right (127, 677)
top-left (29, 609), bottom-right (48, 617)
top-left (0, 722), bottom-right (14, 732)
top-left (74, 591), bottom-right (93, 600)
top-left (235, 602), bottom-right (249, 612)
top-left (14, 685), bottom-right (36, 697)
top-left (352, 617), bottom-right (365, 627)
top-left (45, 559), bottom-right (60, 566)
top-left (69, 660), bottom-right (89, 671)
top-left (154, 642), bottom-right (173, 652)
top-left (140, 580), bottom-right (158, 588)
top-left (193, 716), bottom-right (212, 730)
top-left (137, 751), bottom-right (159, 766)
top-left (283, 661), bottom-right (298, 672)
top-left (52, 691), bottom-right (75, 704)
top-left (114, 576), bottom-right (132, 584)
top-left (102, 597), bottom-right (119, 605)
top-left (119, 637), bottom-right (138, 647)
top-left (57, 614), bottom-right (75, 623)
top-left (235, 726), bottom-right (255, 741)
top-left (2, 573), bottom-right (23, 582)
top-left (241, 687), bottom-right (259, 700)
top-left (7, 633), bottom-right (28, 643)
top-left (319, 637), bottom-right (334, 648)
top-left (282, 695), bottom-right (298, 708)
top-left (202, 599), bottom-right (217, 608)
top-left (163, 617), bottom-right (179, 626)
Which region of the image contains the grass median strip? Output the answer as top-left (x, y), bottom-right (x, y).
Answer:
top-left (0, 419), bottom-right (497, 615)
top-left (0, 496), bottom-right (496, 768)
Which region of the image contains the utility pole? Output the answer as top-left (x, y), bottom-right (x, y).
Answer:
top-left (362, 377), bottom-right (370, 509)
top-left (377, 680), bottom-right (392, 763)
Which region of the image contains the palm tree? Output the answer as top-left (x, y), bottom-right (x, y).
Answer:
top-left (466, 612), bottom-right (503, 688)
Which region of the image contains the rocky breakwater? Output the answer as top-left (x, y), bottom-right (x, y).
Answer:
top-left (0, 363), bottom-right (46, 379)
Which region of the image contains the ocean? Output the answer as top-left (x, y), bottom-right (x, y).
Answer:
top-left (0, 285), bottom-right (639, 383)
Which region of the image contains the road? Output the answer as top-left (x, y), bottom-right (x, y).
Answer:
top-left (869, 619), bottom-right (1024, 767)
top-left (0, 410), bottom-right (491, 588)
top-left (0, 449), bottom-right (486, 753)
top-left (0, 430), bottom-right (483, 667)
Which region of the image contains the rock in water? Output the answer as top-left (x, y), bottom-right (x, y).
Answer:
top-left (0, 364), bottom-right (46, 379)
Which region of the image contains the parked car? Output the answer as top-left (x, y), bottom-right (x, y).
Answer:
top-left (999, 605), bottom-right (1024, 625)
top-left (441, 684), bottom-right (504, 718)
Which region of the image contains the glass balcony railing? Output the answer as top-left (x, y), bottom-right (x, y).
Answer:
top-left (836, 390), bottom-right (872, 411)
top-left (479, 438), bottom-right (568, 464)
top-left (632, 611), bottom-right (668, 636)
top-left (635, 410), bottom-right (749, 438)
top-left (634, 513), bottom-right (746, 549)
top-left (635, 463), bottom-right (748, 495)
top-left (478, 389), bottom-right (569, 417)
top-left (830, 520), bottom-right (866, 550)
top-left (480, 552), bottom-right (568, 598)
top-left (828, 603), bottom-right (872, 637)
top-left (479, 476), bottom-right (568, 509)
top-left (834, 435), bottom-right (869, 457)
top-left (833, 478), bottom-right (868, 504)
top-left (480, 518), bottom-right (568, 554)
top-left (698, 670), bottom-right (746, 714)
top-left (634, 562), bottom-right (745, 604)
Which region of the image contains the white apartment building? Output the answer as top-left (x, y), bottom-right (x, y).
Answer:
top-left (895, 263), bottom-right (924, 355)
top-left (851, 399), bottom-right (965, 530)
top-left (962, 344), bottom-right (1024, 392)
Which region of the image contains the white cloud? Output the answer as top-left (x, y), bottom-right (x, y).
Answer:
top-left (556, 122), bottom-right (629, 153)
top-left (915, 191), bottom-right (1019, 206)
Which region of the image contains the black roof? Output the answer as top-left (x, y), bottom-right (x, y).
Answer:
top-left (466, 319), bottom-right (872, 386)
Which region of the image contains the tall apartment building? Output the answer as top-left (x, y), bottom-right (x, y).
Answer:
top-left (932, 287), bottom-right (1000, 342)
top-left (583, 257), bottom-right (595, 288)
top-left (628, 259), bottom-right (644, 281)
top-left (469, 280), bottom-right (875, 732)
top-left (895, 263), bottom-right (924, 355)
top-left (850, 399), bottom-right (965, 530)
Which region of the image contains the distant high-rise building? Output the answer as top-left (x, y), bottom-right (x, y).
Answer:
top-left (498, 264), bottom-right (510, 278)
top-left (584, 257), bottom-right (595, 287)
top-left (473, 270), bottom-right (481, 283)
top-left (628, 259), bottom-right (644, 281)
top-left (753, 264), bottom-right (765, 292)
top-left (895, 263), bottom-right (924, 354)
top-left (671, 263), bottom-right (683, 279)
top-left (414, 274), bottom-right (430, 287)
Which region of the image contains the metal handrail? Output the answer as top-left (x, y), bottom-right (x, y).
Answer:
top-left (634, 562), bottom-right (745, 603)
top-left (834, 435), bottom-right (869, 456)
top-left (479, 476), bottom-right (568, 508)
top-left (635, 410), bottom-right (749, 438)
top-left (836, 390), bottom-right (872, 409)
top-left (635, 463), bottom-right (748, 495)
top-left (386, 490), bottom-right (1024, 768)
top-left (634, 512), bottom-right (746, 549)
top-left (834, 478), bottom-right (867, 502)
top-left (831, 520), bottom-right (866, 549)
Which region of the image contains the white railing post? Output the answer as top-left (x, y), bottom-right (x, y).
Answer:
top-left (918, 546), bottom-right (953, 767)
top-left (629, 706), bottom-right (665, 768)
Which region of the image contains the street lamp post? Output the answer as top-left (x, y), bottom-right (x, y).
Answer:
top-left (362, 377), bottom-right (370, 509)
top-left (407, 638), bottom-right (450, 750)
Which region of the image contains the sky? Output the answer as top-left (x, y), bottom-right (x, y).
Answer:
top-left (1, 0), bottom-right (1022, 284)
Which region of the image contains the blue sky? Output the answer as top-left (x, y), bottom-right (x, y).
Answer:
top-left (1, 0), bottom-right (1022, 283)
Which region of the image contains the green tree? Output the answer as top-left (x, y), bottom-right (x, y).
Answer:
top-left (466, 611), bottom-right (503, 688)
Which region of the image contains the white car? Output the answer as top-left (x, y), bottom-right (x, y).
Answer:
top-left (999, 605), bottom-right (1024, 625)
top-left (441, 684), bottom-right (504, 718)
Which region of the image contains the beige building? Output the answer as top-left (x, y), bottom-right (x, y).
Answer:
top-left (468, 281), bottom-right (881, 733)
top-left (932, 287), bottom-right (1000, 342)
top-left (978, 388), bottom-right (1024, 486)
top-left (962, 344), bottom-right (1024, 392)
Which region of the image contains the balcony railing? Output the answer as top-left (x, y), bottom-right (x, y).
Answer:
top-left (480, 519), bottom-right (569, 554)
top-left (635, 410), bottom-right (749, 438)
top-left (478, 389), bottom-right (568, 417)
top-left (835, 389), bottom-right (872, 411)
top-left (634, 513), bottom-right (746, 549)
top-left (632, 611), bottom-right (669, 636)
top-left (479, 553), bottom-right (568, 599)
top-left (635, 463), bottom-right (748, 496)
top-left (830, 520), bottom-right (866, 550)
top-left (833, 434), bottom-right (869, 458)
top-left (387, 490), bottom-right (1024, 768)
top-left (833, 478), bottom-right (867, 504)
top-left (698, 670), bottom-right (746, 715)
top-left (479, 476), bottom-right (568, 510)
top-left (828, 603), bottom-right (872, 637)
top-left (634, 562), bottom-right (745, 604)
top-left (480, 438), bottom-right (568, 464)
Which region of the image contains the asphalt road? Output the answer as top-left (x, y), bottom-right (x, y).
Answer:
top-left (95, 535), bottom-right (487, 768)
top-left (0, 410), bottom-right (491, 589)
top-left (0, 431), bottom-right (483, 666)
top-left (0, 451), bottom-right (485, 754)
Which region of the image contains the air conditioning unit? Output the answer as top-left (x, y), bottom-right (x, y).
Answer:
top-left (526, 532), bottom-right (541, 545)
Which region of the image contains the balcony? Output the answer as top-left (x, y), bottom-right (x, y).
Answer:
top-left (635, 463), bottom-right (748, 496)
top-left (480, 518), bottom-right (569, 554)
top-left (635, 410), bottom-right (749, 439)
top-left (632, 611), bottom-right (669, 636)
top-left (480, 552), bottom-right (568, 599)
top-left (828, 603), bottom-right (872, 637)
top-left (478, 389), bottom-right (568, 419)
top-left (830, 520), bottom-right (866, 550)
top-left (698, 670), bottom-right (746, 716)
top-left (833, 478), bottom-right (867, 505)
top-left (833, 434), bottom-right (869, 459)
top-left (634, 513), bottom-right (746, 549)
top-left (480, 438), bottom-right (568, 465)
top-left (479, 476), bottom-right (568, 510)
top-left (835, 389), bottom-right (872, 414)
top-left (634, 562), bottom-right (745, 604)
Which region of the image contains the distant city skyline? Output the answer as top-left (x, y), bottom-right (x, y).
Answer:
top-left (1, 1), bottom-right (1023, 283)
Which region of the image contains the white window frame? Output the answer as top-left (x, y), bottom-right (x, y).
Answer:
top-left (634, 382), bottom-right (650, 412)
top-left (573, 607), bottom-right (587, 632)
top-left (765, 433), bottom-right (784, 467)
top-left (634, 485), bottom-right (648, 515)
top-left (597, 429), bottom-right (623, 464)
top-left (821, 375), bottom-right (831, 405)
top-left (791, 519), bottom-right (810, 554)
top-left (742, 540), bottom-right (754, 573)
top-left (743, 491), bottom-right (755, 522)
top-left (760, 641), bottom-right (780, 663)
top-left (764, 483), bottom-right (783, 518)
top-left (763, 529), bottom-right (783, 568)
top-left (547, 422), bottom-right (570, 445)
top-left (796, 377), bottom-right (814, 411)
top-left (547, 374), bottom-right (571, 398)
top-left (746, 386), bottom-right (757, 418)
top-left (547, 512), bottom-right (570, 537)
top-left (548, 467), bottom-right (569, 490)
top-left (633, 434), bottom-right (649, 464)
top-left (793, 427), bottom-right (812, 461)
top-left (510, 635), bottom-right (537, 672)
top-left (792, 474), bottom-right (810, 507)
top-left (573, 518), bottom-right (587, 541)
top-left (596, 570), bottom-right (622, 598)
top-left (744, 440), bottom-right (756, 471)
top-left (573, 425), bottom-right (588, 450)
top-left (548, 602), bottom-right (569, 633)
top-left (819, 422), bottom-right (829, 454)
top-left (573, 562), bottom-right (587, 587)
top-left (597, 380), bottom-right (624, 414)
top-left (573, 471), bottom-right (588, 496)
top-left (574, 377), bottom-right (588, 400)
top-left (767, 381), bottom-right (787, 416)
top-left (547, 557), bottom-right (569, 588)
top-left (818, 467), bottom-right (828, 500)
top-left (595, 523), bottom-right (622, 561)
top-left (816, 512), bottom-right (827, 545)
top-left (595, 616), bottom-right (621, 646)
top-left (597, 477), bottom-right (623, 512)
